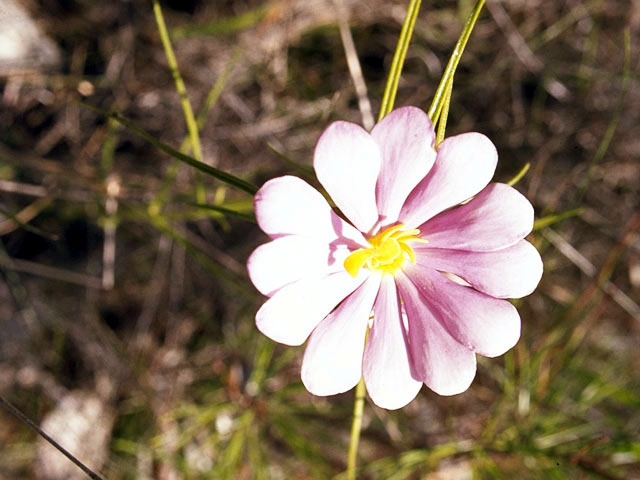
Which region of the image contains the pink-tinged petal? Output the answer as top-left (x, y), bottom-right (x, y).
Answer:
top-left (417, 240), bottom-right (543, 299)
top-left (247, 236), bottom-right (352, 297)
top-left (395, 272), bottom-right (477, 395)
top-left (402, 263), bottom-right (521, 358)
top-left (372, 106), bottom-right (436, 225)
top-left (417, 183), bottom-right (534, 252)
top-left (399, 132), bottom-right (498, 228)
top-left (254, 175), bottom-right (366, 246)
top-left (314, 121), bottom-right (381, 233)
top-left (363, 275), bottom-right (422, 409)
top-left (256, 271), bottom-right (366, 346)
top-left (301, 275), bottom-right (381, 396)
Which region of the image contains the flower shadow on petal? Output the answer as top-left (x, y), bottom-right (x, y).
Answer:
top-left (325, 211), bottom-right (369, 266)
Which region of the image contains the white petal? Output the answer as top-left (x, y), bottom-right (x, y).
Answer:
top-left (417, 241), bottom-right (543, 299)
top-left (417, 183), bottom-right (534, 252)
top-left (254, 175), bottom-right (366, 246)
top-left (372, 106), bottom-right (436, 225)
top-left (301, 275), bottom-right (381, 396)
top-left (400, 132), bottom-right (498, 228)
top-left (363, 275), bottom-right (422, 409)
top-left (314, 121), bottom-right (381, 234)
top-left (247, 236), bottom-right (351, 297)
top-left (402, 263), bottom-right (521, 358)
top-left (396, 272), bottom-right (477, 396)
top-left (256, 271), bottom-right (366, 346)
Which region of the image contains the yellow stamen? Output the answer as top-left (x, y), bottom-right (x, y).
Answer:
top-left (343, 249), bottom-right (373, 277)
top-left (343, 224), bottom-right (427, 277)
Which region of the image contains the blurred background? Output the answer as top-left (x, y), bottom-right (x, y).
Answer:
top-left (0, 0), bottom-right (639, 478)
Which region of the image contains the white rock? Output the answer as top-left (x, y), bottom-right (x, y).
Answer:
top-left (0, 0), bottom-right (60, 74)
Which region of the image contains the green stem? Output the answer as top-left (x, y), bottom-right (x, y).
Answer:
top-left (507, 162), bottom-right (531, 186)
top-left (151, 51), bottom-right (241, 213)
top-left (152, 0), bottom-right (205, 202)
top-left (377, 0), bottom-right (423, 121)
top-left (0, 395), bottom-right (105, 480)
top-left (347, 376), bottom-right (367, 480)
top-left (428, 0), bottom-right (486, 124)
top-left (435, 77), bottom-right (452, 147)
top-left (574, 28), bottom-right (630, 203)
top-left (80, 102), bottom-right (258, 195)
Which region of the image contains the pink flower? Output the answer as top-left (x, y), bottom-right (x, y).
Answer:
top-left (247, 106), bottom-right (542, 410)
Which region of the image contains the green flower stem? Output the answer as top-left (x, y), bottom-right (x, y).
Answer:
top-left (507, 162), bottom-right (531, 186)
top-left (533, 208), bottom-right (583, 231)
top-left (435, 77), bottom-right (452, 147)
top-left (428, 0), bottom-right (486, 125)
top-left (152, 0), bottom-right (205, 203)
top-left (378, 0), bottom-right (423, 121)
top-left (347, 376), bottom-right (367, 480)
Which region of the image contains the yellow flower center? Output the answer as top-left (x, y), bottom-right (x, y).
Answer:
top-left (344, 224), bottom-right (427, 277)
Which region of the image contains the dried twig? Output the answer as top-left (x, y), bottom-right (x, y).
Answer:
top-left (334, 0), bottom-right (375, 130)
top-left (486, 0), bottom-right (570, 100)
top-left (0, 255), bottom-right (102, 288)
top-left (544, 226), bottom-right (640, 323)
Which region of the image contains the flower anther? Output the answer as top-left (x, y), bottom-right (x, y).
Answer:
top-left (344, 224), bottom-right (427, 277)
